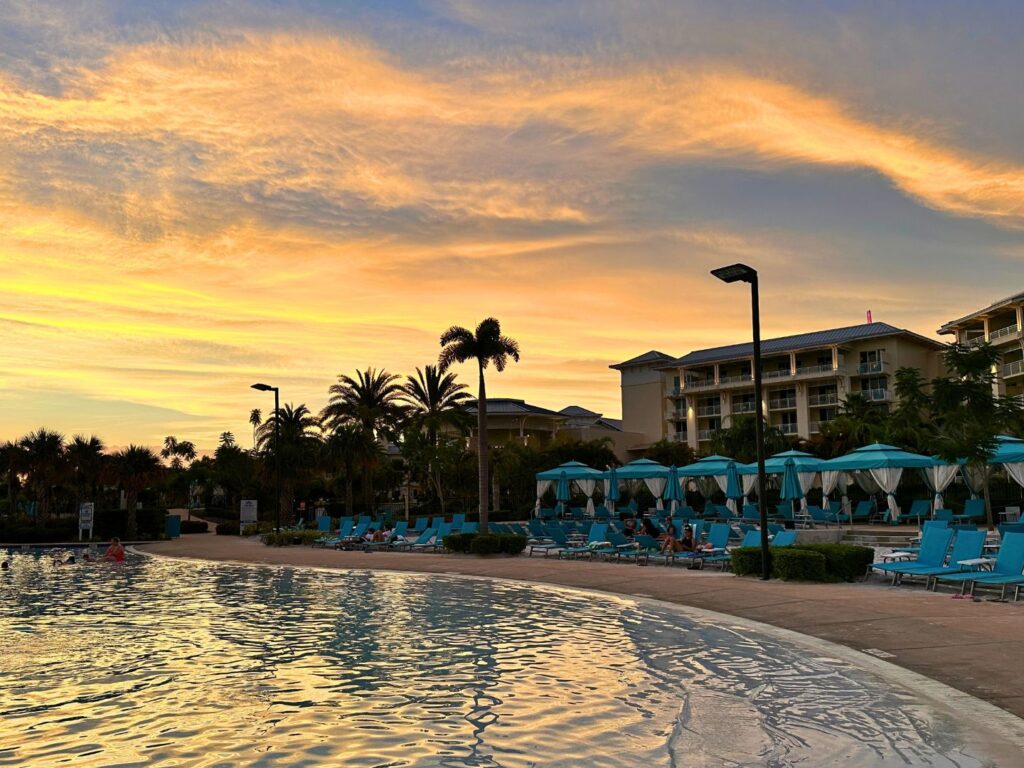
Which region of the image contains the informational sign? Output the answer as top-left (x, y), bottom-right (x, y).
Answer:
top-left (79, 502), bottom-right (94, 541)
top-left (240, 499), bottom-right (258, 526)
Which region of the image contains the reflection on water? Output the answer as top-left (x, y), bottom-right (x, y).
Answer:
top-left (0, 552), bottom-right (996, 767)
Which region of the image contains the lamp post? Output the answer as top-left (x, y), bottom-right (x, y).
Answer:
top-left (711, 263), bottom-right (771, 580)
top-left (251, 383), bottom-right (281, 534)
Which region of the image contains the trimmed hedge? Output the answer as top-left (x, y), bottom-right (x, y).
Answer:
top-left (242, 522), bottom-right (274, 536)
top-left (792, 544), bottom-right (874, 582)
top-left (730, 543), bottom-right (874, 582)
top-left (443, 533), bottom-right (478, 553)
top-left (773, 549), bottom-right (827, 581)
top-left (216, 522), bottom-right (240, 536)
top-left (179, 520), bottom-right (209, 534)
top-left (468, 533), bottom-right (528, 556)
top-left (260, 530), bottom-right (323, 547)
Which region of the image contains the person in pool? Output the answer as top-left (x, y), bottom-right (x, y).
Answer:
top-left (101, 538), bottom-right (126, 562)
top-left (1, 560), bottom-right (9, 570)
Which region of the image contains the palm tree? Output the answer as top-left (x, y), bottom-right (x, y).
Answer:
top-left (161, 436), bottom-right (197, 469)
top-left (257, 403), bottom-right (321, 523)
top-left (438, 318), bottom-right (521, 532)
top-left (402, 364), bottom-right (472, 443)
top-left (219, 431), bottom-right (236, 448)
top-left (113, 445), bottom-right (161, 538)
top-left (321, 368), bottom-right (406, 506)
top-left (0, 440), bottom-right (25, 511)
top-left (66, 435), bottom-right (106, 510)
top-left (323, 424), bottom-right (380, 515)
top-left (18, 428), bottom-right (66, 520)
top-left (249, 408), bottom-right (262, 448)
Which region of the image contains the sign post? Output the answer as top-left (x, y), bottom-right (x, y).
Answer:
top-left (79, 502), bottom-right (94, 541)
top-left (240, 499), bottom-right (258, 531)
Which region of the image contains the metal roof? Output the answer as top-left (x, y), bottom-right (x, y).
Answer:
top-left (463, 398), bottom-right (565, 418)
top-left (937, 290), bottom-right (1024, 335)
top-left (609, 349), bottom-right (674, 370)
top-left (660, 322), bottom-right (944, 368)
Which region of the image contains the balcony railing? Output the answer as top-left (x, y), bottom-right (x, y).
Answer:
top-left (697, 429), bottom-right (716, 441)
top-left (808, 420), bottom-right (833, 434)
top-left (861, 388), bottom-right (891, 402)
top-left (990, 324), bottom-right (1022, 343)
top-left (695, 406), bottom-right (721, 418)
top-left (768, 397), bottom-right (797, 410)
top-left (763, 368), bottom-right (793, 380)
top-left (795, 363), bottom-right (836, 377)
top-left (808, 392), bottom-right (838, 406)
top-left (683, 379), bottom-right (717, 391)
top-left (666, 410), bottom-right (686, 421)
top-left (856, 360), bottom-right (887, 375)
top-left (669, 432), bottom-right (688, 443)
top-left (1003, 359), bottom-right (1024, 378)
top-left (718, 373), bottom-right (752, 385)
top-left (731, 402), bottom-right (756, 414)
top-left (964, 334), bottom-right (986, 347)
top-left (778, 423), bottom-right (798, 435)
top-left (667, 387), bottom-right (683, 398)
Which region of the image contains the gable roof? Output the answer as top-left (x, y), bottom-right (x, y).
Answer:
top-left (662, 322), bottom-right (944, 368)
top-left (938, 290), bottom-right (1024, 335)
top-left (609, 350), bottom-right (674, 370)
top-left (463, 398), bottom-right (565, 418)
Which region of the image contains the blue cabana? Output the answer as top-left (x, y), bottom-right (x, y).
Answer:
top-left (821, 444), bottom-right (935, 521)
top-left (605, 458), bottom-right (669, 510)
top-left (677, 455), bottom-right (739, 505)
top-left (535, 460), bottom-right (603, 516)
top-left (739, 449), bottom-right (823, 513)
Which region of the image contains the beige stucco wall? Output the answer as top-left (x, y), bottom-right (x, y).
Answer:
top-left (618, 363), bottom-right (668, 446)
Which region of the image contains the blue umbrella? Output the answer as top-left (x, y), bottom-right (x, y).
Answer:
top-left (605, 467), bottom-right (620, 512)
top-left (724, 460), bottom-right (743, 512)
top-left (556, 471), bottom-right (571, 514)
top-left (780, 458), bottom-right (804, 502)
top-left (663, 465), bottom-right (683, 511)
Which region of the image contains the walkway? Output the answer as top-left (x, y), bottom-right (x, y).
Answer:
top-left (141, 534), bottom-right (1024, 720)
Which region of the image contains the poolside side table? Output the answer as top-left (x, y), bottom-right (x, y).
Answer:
top-left (955, 557), bottom-right (996, 571)
top-left (880, 551), bottom-right (916, 563)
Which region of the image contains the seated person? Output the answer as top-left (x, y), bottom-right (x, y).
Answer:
top-left (102, 538), bottom-right (126, 562)
top-left (371, 527), bottom-right (387, 543)
top-left (662, 524), bottom-right (697, 554)
top-left (640, 517), bottom-right (662, 539)
top-left (621, 517), bottom-right (637, 538)
top-left (362, 527), bottom-right (377, 543)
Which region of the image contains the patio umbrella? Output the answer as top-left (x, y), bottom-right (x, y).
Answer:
top-left (604, 467), bottom-right (620, 513)
top-left (780, 458), bottom-right (804, 504)
top-left (556, 471), bottom-right (571, 515)
top-left (663, 465), bottom-right (683, 511)
top-left (723, 460), bottom-right (743, 513)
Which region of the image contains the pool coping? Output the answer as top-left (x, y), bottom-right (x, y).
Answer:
top-left (136, 547), bottom-right (1024, 761)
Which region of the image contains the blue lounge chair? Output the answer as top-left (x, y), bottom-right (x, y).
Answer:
top-left (934, 508), bottom-right (954, 523)
top-left (410, 516), bottom-right (428, 533)
top-left (460, 522), bottom-right (478, 534)
top-left (698, 523), bottom-right (735, 569)
top-left (529, 528), bottom-right (568, 557)
top-left (619, 534), bottom-right (662, 564)
top-left (738, 530), bottom-right (761, 548)
top-left (317, 515), bottom-right (333, 532)
top-left (397, 527), bottom-right (436, 551)
top-left (315, 518), bottom-right (353, 548)
top-left (955, 498), bottom-right (986, 523)
top-left (774, 504), bottom-right (794, 523)
top-left (887, 529), bottom-right (986, 587)
top-left (850, 500), bottom-right (874, 523)
top-left (558, 523), bottom-right (609, 560)
top-left (591, 531), bottom-right (632, 561)
top-left (429, 515), bottom-right (444, 531)
top-left (451, 513), bottom-right (466, 530)
top-left (933, 532), bottom-right (1024, 598)
top-left (889, 499), bottom-right (931, 525)
top-left (871, 526), bottom-right (953, 578)
top-left (772, 530), bottom-right (797, 547)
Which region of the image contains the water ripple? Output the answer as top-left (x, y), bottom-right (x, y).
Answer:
top-left (0, 553), bottom-right (998, 767)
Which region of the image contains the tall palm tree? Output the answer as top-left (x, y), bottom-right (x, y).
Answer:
top-left (18, 428), bottom-right (66, 520)
top-left (402, 364), bottom-right (472, 443)
top-left (321, 368), bottom-right (406, 506)
top-left (219, 431), bottom-right (236, 448)
top-left (323, 424), bottom-right (380, 516)
top-left (439, 318), bottom-right (520, 532)
top-left (113, 445), bottom-right (161, 538)
top-left (66, 435), bottom-right (106, 510)
top-left (249, 408), bottom-right (262, 448)
top-left (161, 436), bottom-right (197, 469)
top-left (257, 403), bottom-right (321, 523)
top-left (0, 440), bottom-right (25, 511)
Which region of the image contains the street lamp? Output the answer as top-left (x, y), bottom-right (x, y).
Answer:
top-left (251, 383), bottom-right (282, 534)
top-left (711, 263), bottom-right (771, 580)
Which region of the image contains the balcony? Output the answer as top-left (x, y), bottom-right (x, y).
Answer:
top-left (666, 387), bottom-right (683, 398)
top-left (808, 420), bottom-right (833, 434)
top-left (669, 432), bottom-right (688, 443)
top-left (731, 402), bottom-right (756, 414)
top-left (1003, 360), bottom-right (1024, 379)
top-left (768, 397), bottom-right (797, 410)
top-left (990, 324), bottom-right (1022, 343)
top-left (794, 363), bottom-right (838, 379)
top-left (808, 392), bottom-right (838, 407)
top-left (717, 372), bottom-right (753, 388)
top-left (778, 423), bottom-right (798, 435)
top-left (695, 406), bottom-right (721, 418)
top-left (666, 410), bottom-right (686, 421)
top-left (861, 388), bottom-right (891, 402)
top-left (856, 360), bottom-right (887, 375)
top-left (964, 334), bottom-right (986, 347)
top-left (683, 379), bottom-right (717, 392)
top-left (763, 368), bottom-right (793, 380)
top-left (697, 429), bottom-right (716, 441)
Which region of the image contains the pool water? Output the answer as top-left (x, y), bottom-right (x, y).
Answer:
top-left (0, 553), bottom-right (1003, 767)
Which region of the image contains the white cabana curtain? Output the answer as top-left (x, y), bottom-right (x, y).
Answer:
top-left (797, 472), bottom-right (817, 513)
top-left (602, 478), bottom-right (617, 512)
top-left (695, 476), bottom-right (718, 499)
top-left (820, 470), bottom-right (841, 512)
top-left (853, 471), bottom-right (881, 495)
top-left (713, 475), bottom-right (737, 513)
top-left (741, 474), bottom-right (758, 502)
top-left (576, 479), bottom-right (597, 516)
top-left (869, 467), bottom-right (903, 521)
top-left (961, 464), bottom-right (990, 499)
top-left (644, 477), bottom-right (666, 510)
top-left (920, 465), bottom-right (958, 513)
top-left (535, 480), bottom-right (552, 517)
top-left (1004, 463), bottom-right (1024, 489)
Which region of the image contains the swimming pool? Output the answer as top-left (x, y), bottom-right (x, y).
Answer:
top-left (0, 552), bottom-right (1011, 766)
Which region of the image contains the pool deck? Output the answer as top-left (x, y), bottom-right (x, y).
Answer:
top-left (141, 533), bottom-right (1024, 721)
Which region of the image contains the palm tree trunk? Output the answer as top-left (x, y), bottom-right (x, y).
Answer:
top-left (477, 364), bottom-right (489, 533)
top-left (491, 472), bottom-right (500, 515)
top-left (982, 471), bottom-right (994, 531)
top-left (345, 476), bottom-right (354, 518)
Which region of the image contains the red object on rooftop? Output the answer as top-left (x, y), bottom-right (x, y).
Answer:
top-left (867, 310), bottom-right (873, 323)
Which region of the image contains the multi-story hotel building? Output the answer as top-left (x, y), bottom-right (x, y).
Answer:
top-left (937, 291), bottom-right (1024, 399)
top-left (612, 322), bottom-right (945, 453)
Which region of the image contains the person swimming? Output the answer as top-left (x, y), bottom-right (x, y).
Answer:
top-left (101, 538), bottom-right (126, 562)
top-left (1, 560), bottom-right (9, 570)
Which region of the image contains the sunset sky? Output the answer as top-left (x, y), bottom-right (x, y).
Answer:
top-left (1, 1), bottom-right (1023, 452)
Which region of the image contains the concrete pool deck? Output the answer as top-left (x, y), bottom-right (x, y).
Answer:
top-left (141, 533), bottom-right (1024, 721)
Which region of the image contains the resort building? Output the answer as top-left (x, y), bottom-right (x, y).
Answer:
top-left (613, 322), bottom-right (946, 452)
top-left (938, 291), bottom-right (1024, 399)
top-left (461, 399), bottom-right (645, 460)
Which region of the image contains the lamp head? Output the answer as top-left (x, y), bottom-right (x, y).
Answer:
top-left (711, 263), bottom-right (757, 284)
top-left (251, 383), bottom-right (274, 392)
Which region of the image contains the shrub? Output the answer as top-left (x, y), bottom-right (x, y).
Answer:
top-left (468, 533), bottom-right (527, 556)
top-left (443, 533), bottom-right (478, 553)
top-left (773, 549), bottom-right (827, 581)
top-left (179, 520), bottom-right (209, 534)
top-left (792, 544), bottom-right (874, 582)
top-left (730, 546), bottom-right (768, 577)
top-left (242, 521), bottom-right (274, 536)
top-left (216, 522), bottom-right (240, 536)
top-left (260, 530), bottom-right (323, 546)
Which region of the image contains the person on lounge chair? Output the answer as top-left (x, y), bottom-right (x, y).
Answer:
top-left (641, 517), bottom-right (661, 539)
top-left (622, 517), bottom-right (637, 538)
top-left (662, 524), bottom-right (697, 554)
